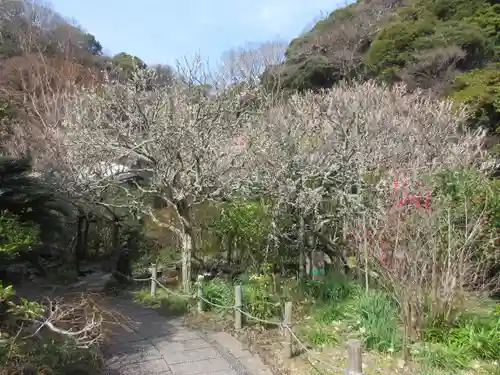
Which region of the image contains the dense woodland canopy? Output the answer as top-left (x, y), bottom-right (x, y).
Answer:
top-left (0, 1), bottom-right (499, 374)
top-left (263, 0), bottom-right (500, 134)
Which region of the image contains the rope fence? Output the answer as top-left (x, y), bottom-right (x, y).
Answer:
top-left (116, 264), bottom-right (364, 375)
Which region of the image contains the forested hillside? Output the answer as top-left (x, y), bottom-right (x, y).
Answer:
top-left (263, 0), bottom-right (500, 133)
top-left (0, 0), bottom-right (173, 159)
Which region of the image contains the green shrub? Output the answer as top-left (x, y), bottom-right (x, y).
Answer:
top-left (417, 0), bottom-right (491, 21)
top-left (367, 18), bottom-right (490, 81)
top-left (366, 19), bottom-right (436, 72)
top-left (1, 337), bottom-right (103, 375)
top-left (242, 273), bottom-right (281, 322)
top-left (202, 278), bottom-right (233, 314)
top-left (132, 288), bottom-right (191, 315)
top-left (450, 63), bottom-right (500, 132)
top-left (299, 273), bottom-right (358, 303)
top-left (466, 4), bottom-right (500, 58)
top-left (432, 167), bottom-right (500, 260)
top-left (311, 302), bottom-right (347, 324)
top-left (210, 200), bottom-right (270, 266)
top-left (0, 212), bottom-right (39, 254)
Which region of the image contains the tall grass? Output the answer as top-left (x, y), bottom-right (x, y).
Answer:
top-left (303, 279), bottom-right (402, 352)
top-left (203, 274), bottom-right (282, 321)
top-left (344, 290), bottom-right (402, 352)
top-left (419, 303), bottom-right (500, 370)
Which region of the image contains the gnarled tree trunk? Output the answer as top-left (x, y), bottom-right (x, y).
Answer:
top-left (178, 202), bottom-right (195, 293)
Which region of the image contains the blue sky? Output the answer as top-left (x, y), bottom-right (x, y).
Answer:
top-left (50, 0), bottom-right (345, 66)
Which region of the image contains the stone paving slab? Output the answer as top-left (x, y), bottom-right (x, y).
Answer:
top-left (151, 338), bottom-right (212, 353)
top-left (209, 332), bottom-right (253, 359)
top-left (108, 358), bottom-right (173, 375)
top-left (160, 347), bottom-right (222, 364)
top-left (168, 358), bottom-right (234, 375)
top-left (106, 340), bottom-right (163, 366)
top-left (104, 298), bottom-right (273, 375)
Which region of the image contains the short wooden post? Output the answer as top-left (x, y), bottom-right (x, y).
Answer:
top-left (197, 274), bottom-right (204, 313)
top-left (282, 301), bottom-right (293, 359)
top-left (234, 285), bottom-right (242, 330)
top-left (150, 263), bottom-right (157, 297)
top-left (346, 339), bottom-right (363, 375)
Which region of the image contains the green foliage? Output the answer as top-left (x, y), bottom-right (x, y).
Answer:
top-left (417, 0), bottom-right (491, 21)
top-left (432, 167), bottom-right (500, 253)
top-left (241, 274), bottom-right (281, 321)
top-left (212, 200), bottom-right (269, 242)
top-left (418, 303), bottom-right (500, 370)
top-left (466, 4), bottom-right (500, 58)
top-left (112, 52), bottom-right (147, 81)
top-left (0, 212), bottom-right (39, 253)
top-left (344, 290), bottom-right (402, 352)
top-left (262, 55), bottom-right (342, 92)
top-left (83, 33), bottom-right (103, 56)
top-left (133, 246), bottom-right (178, 273)
top-left (367, 19), bottom-right (490, 79)
top-left (132, 288), bottom-right (191, 315)
top-left (311, 303), bottom-right (346, 325)
top-left (0, 157), bottom-right (72, 280)
top-left (202, 271), bottom-right (282, 321)
top-left (0, 281), bottom-right (14, 302)
top-left (0, 282), bottom-right (84, 374)
top-left (210, 200), bottom-right (270, 264)
top-left (269, 0), bottom-right (500, 131)
top-left (202, 278), bottom-right (233, 314)
top-left (299, 273), bottom-right (357, 302)
top-left (301, 282), bottom-right (401, 352)
top-left (301, 324), bottom-right (340, 347)
top-left (0, 156), bottom-right (71, 237)
top-left (451, 63), bottom-right (500, 132)
top-left (1, 336), bottom-right (103, 375)
top-left (366, 19), bottom-right (436, 73)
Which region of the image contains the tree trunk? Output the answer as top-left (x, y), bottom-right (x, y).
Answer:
top-left (82, 216), bottom-right (90, 261)
top-left (298, 216), bottom-right (306, 280)
top-left (227, 233), bottom-right (234, 266)
top-left (75, 214), bottom-right (84, 274)
top-left (181, 230), bottom-right (193, 293)
top-left (93, 219), bottom-right (101, 259)
top-left (314, 230), bottom-right (350, 275)
top-left (179, 203), bottom-right (194, 293)
top-left (112, 219), bottom-right (120, 253)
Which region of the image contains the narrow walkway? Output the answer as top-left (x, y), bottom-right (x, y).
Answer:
top-left (103, 298), bottom-right (274, 375)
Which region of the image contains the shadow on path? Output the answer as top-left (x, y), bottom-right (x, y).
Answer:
top-left (102, 297), bottom-right (272, 375)
top-left (12, 283), bottom-right (273, 375)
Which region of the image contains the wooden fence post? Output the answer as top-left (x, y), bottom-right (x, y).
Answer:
top-left (150, 263), bottom-right (157, 297)
top-left (346, 339), bottom-right (363, 375)
top-left (234, 285), bottom-right (242, 330)
top-left (197, 274), bottom-right (204, 313)
top-left (282, 301), bottom-right (293, 359)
